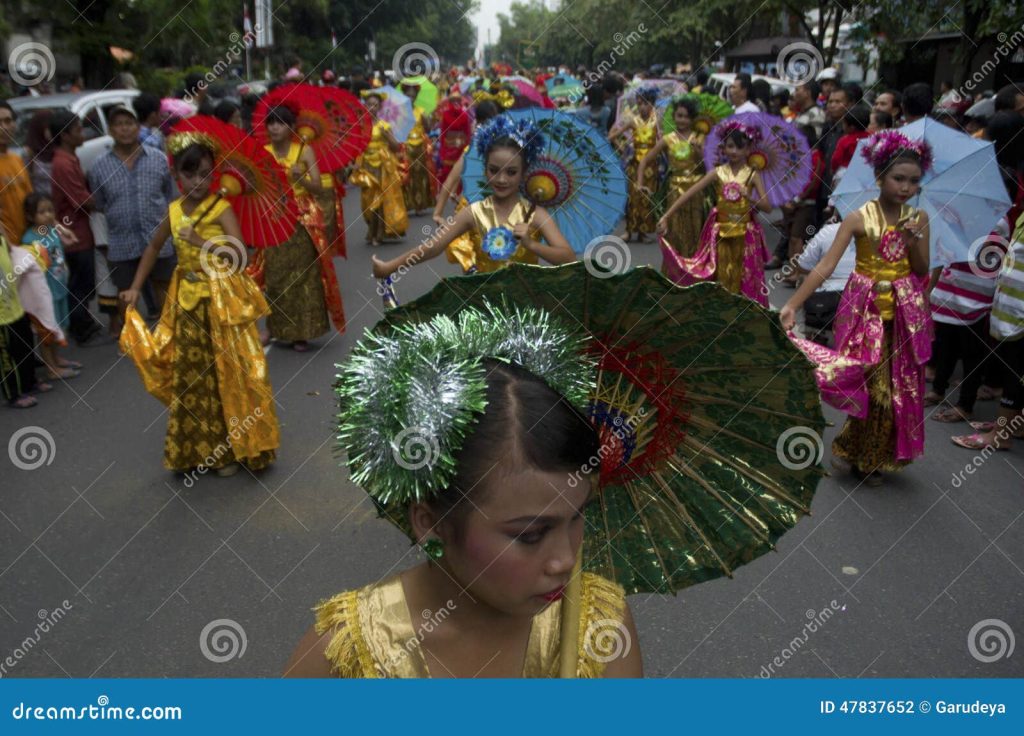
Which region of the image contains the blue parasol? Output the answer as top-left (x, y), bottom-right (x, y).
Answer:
top-left (370, 85), bottom-right (415, 143)
top-left (461, 108), bottom-right (628, 254)
top-left (832, 117), bottom-right (1011, 266)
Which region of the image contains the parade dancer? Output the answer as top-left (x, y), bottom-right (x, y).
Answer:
top-left (781, 131), bottom-right (933, 485)
top-left (637, 96), bottom-right (705, 261)
top-left (400, 79), bottom-right (437, 216)
top-left (373, 116), bottom-right (575, 280)
top-left (284, 304), bottom-right (641, 677)
top-left (118, 141), bottom-right (279, 476)
top-left (263, 105), bottom-right (346, 350)
top-left (350, 91), bottom-right (408, 247)
top-left (610, 86), bottom-right (659, 242)
top-left (658, 119), bottom-right (771, 305)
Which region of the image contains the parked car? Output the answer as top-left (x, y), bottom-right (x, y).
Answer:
top-left (706, 73), bottom-right (796, 104)
top-left (8, 89), bottom-right (140, 170)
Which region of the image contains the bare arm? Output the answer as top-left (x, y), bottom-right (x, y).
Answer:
top-left (751, 171), bottom-right (771, 213)
top-left (636, 138), bottom-right (667, 192)
top-left (372, 204), bottom-right (475, 278)
top-left (659, 169), bottom-right (717, 227)
top-left (295, 145), bottom-right (325, 194)
top-left (282, 625), bottom-right (333, 678)
top-left (905, 210), bottom-right (930, 276)
top-left (433, 152), bottom-right (466, 222)
top-left (601, 601), bottom-right (643, 678)
top-left (518, 206), bottom-right (576, 265)
top-left (120, 215), bottom-right (172, 306)
top-left (780, 212), bottom-right (861, 329)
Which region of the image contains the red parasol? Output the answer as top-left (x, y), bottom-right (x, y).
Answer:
top-left (318, 86), bottom-right (372, 168)
top-left (253, 83), bottom-right (364, 173)
top-left (168, 115), bottom-right (299, 248)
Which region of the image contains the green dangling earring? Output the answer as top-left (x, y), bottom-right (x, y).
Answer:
top-left (421, 537), bottom-right (445, 560)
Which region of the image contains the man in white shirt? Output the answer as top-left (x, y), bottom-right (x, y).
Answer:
top-left (793, 222), bottom-right (855, 343)
top-left (730, 73), bottom-right (761, 114)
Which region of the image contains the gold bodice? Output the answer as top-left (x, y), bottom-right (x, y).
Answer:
top-left (406, 108), bottom-right (427, 147)
top-left (362, 121), bottom-right (394, 169)
top-left (632, 111), bottom-right (658, 161)
top-left (664, 131), bottom-right (704, 183)
top-left (714, 163), bottom-right (755, 239)
top-left (465, 196), bottom-right (541, 272)
top-left (853, 199), bottom-right (917, 320)
top-left (169, 194), bottom-right (234, 310)
top-left (265, 141), bottom-right (332, 197)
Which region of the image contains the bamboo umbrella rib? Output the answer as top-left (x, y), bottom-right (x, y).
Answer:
top-left (684, 391), bottom-right (821, 423)
top-left (651, 471), bottom-right (734, 578)
top-left (663, 456), bottom-right (774, 545)
top-left (622, 480), bottom-right (673, 585)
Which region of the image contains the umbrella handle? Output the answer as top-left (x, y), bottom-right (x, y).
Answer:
top-left (192, 191), bottom-right (225, 227)
top-left (380, 275), bottom-right (400, 309)
top-left (558, 547), bottom-right (583, 678)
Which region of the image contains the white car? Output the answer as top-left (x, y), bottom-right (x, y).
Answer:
top-left (706, 73), bottom-right (796, 104)
top-left (8, 89), bottom-right (141, 170)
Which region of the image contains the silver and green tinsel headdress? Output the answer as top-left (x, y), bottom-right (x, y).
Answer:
top-left (336, 301), bottom-right (595, 507)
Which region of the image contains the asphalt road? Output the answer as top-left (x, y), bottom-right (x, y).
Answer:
top-left (1, 190), bottom-right (1021, 679)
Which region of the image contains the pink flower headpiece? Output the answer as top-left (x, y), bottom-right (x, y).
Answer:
top-left (716, 118), bottom-right (762, 147)
top-left (860, 131), bottom-right (933, 174)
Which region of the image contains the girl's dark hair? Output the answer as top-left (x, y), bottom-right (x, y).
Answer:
top-left (264, 104), bottom-right (296, 127)
top-left (873, 149), bottom-right (924, 180)
top-left (214, 99), bottom-right (240, 124)
top-left (671, 97), bottom-right (699, 119)
top-left (474, 100), bottom-right (500, 125)
top-left (173, 142), bottom-right (215, 174)
top-left (724, 128), bottom-right (752, 147)
top-left (485, 136), bottom-right (526, 167)
top-left (426, 359), bottom-right (599, 539)
top-left (23, 192), bottom-right (53, 222)
top-left (844, 102), bottom-right (871, 132)
top-left (585, 84), bottom-right (605, 108)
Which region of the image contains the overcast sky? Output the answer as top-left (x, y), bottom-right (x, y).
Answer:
top-left (471, 0), bottom-right (516, 58)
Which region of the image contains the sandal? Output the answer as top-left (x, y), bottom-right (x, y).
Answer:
top-left (931, 406), bottom-right (970, 423)
top-left (58, 359), bottom-right (83, 369)
top-left (10, 395), bottom-right (37, 408)
top-left (977, 386), bottom-right (1003, 401)
top-left (31, 381), bottom-right (54, 394)
top-left (46, 367), bottom-right (80, 380)
top-left (292, 341), bottom-right (309, 353)
top-left (951, 433), bottom-right (1010, 451)
top-left (969, 420), bottom-right (1024, 438)
top-left (923, 391), bottom-right (944, 406)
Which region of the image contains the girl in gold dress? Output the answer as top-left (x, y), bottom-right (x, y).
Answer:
top-left (657, 121), bottom-right (772, 305)
top-left (781, 132), bottom-right (933, 486)
top-left (372, 116), bottom-right (575, 280)
top-left (400, 80), bottom-right (436, 215)
top-left (263, 105), bottom-right (346, 350)
top-left (284, 306), bottom-right (641, 677)
top-left (636, 97), bottom-right (705, 261)
top-left (350, 91), bottom-right (409, 246)
top-left (610, 87), bottom-right (659, 242)
top-left (118, 142), bottom-right (279, 476)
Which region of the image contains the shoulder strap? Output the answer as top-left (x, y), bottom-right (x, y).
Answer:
top-left (313, 590), bottom-right (378, 678)
top-left (575, 573), bottom-right (627, 678)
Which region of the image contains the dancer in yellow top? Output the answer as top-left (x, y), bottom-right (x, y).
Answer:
top-left (350, 91), bottom-right (409, 246)
top-left (609, 86), bottom-right (659, 242)
top-left (118, 141), bottom-right (279, 476)
top-left (372, 116), bottom-right (575, 280)
top-left (400, 79), bottom-right (436, 215)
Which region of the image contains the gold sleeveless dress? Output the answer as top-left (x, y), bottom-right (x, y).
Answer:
top-left (713, 163), bottom-right (756, 295)
top-left (661, 130), bottom-right (705, 259)
top-left (625, 111), bottom-right (659, 235)
top-left (314, 572), bottom-right (626, 677)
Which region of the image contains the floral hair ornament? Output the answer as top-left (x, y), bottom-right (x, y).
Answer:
top-left (336, 301), bottom-right (595, 507)
top-left (474, 115), bottom-right (546, 167)
top-left (860, 130), bottom-right (933, 174)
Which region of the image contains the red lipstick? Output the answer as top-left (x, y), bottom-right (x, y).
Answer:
top-left (541, 586), bottom-right (565, 602)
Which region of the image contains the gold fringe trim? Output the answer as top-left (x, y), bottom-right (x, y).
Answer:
top-left (575, 572), bottom-right (627, 678)
top-left (313, 590), bottom-right (378, 678)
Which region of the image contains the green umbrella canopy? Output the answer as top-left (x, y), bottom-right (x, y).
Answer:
top-left (343, 263), bottom-right (826, 595)
top-left (400, 75), bottom-right (439, 116)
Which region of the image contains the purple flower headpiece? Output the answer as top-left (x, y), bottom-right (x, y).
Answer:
top-left (860, 130), bottom-right (933, 173)
top-left (474, 116), bottom-right (545, 167)
top-left (715, 117), bottom-right (762, 148)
